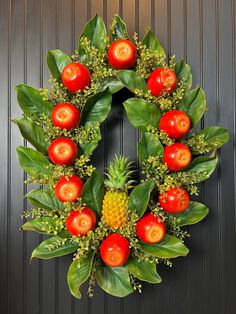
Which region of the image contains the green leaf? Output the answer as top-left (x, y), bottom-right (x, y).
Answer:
top-left (16, 146), bottom-right (52, 177)
top-left (123, 98), bottom-right (161, 131)
top-left (127, 257), bottom-right (162, 283)
top-left (188, 126), bottom-right (230, 152)
top-left (79, 127), bottom-right (102, 156)
top-left (173, 201), bottom-right (209, 227)
top-left (128, 180), bottom-right (154, 218)
top-left (25, 189), bottom-right (64, 211)
top-left (138, 132), bottom-right (163, 162)
top-left (16, 84), bottom-right (53, 121)
top-left (140, 234), bottom-right (189, 258)
top-left (175, 59), bottom-right (192, 91)
top-left (101, 76), bottom-right (124, 94)
top-left (142, 29), bottom-right (166, 57)
top-left (81, 171), bottom-right (104, 216)
top-left (95, 265), bottom-right (133, 298)
top-left (80, 88), bottom-right (112, 126)
top-left (116, 70), bottom-right (148, 93)
top-left (184, 154), bottom-right (218, 183)
top-left (79, 15), bottom-right (106, 61)
top-left (111, 15), bottom-right (129, 40)
top-left (31, 236), bottom-right (78, 260)
top-left (21, 217), bottom-right (56, 235)
top-left (178, 87), bottom-right (206, 127)
top-left (46, 49), bottom-right (72, 81)
top-left (68, 251), bottom-right (95, 299)
top-left (13, 117), bottom-right (50, 155)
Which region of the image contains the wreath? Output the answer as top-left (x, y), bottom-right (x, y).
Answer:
top-left (14, 15), bottom-right (229, 298)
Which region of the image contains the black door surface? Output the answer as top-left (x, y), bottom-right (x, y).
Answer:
top-left (0, 1), bottom-right (235, 314)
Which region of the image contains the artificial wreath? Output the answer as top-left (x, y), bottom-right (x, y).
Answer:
top-left (14, 15), bottom-right (229, 298)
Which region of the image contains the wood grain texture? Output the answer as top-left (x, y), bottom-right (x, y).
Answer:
top-left (0, 0), bottom-right (235, 313)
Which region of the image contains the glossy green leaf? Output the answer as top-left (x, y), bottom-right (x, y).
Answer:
top-left (13, 117), bottom-right (50, 155)
top-left (188, 126), bottom-right (230, 153)
top-left (178, 87), bottom-right (206, 127)
top-left (140, 234), bottom-right (189, 258)
top-left (128, 180), bottom-right (154, 218)
top-left (16, 84), bottom-right (53, 121)
top-left (123, 98), bottom-right (161, 131)
top-left (174, 201), bottom-right (209, 227)
top-left (68, 251), bottom-right (95, 299)
top-left (138, 132), bottom-right (163, 162)
top-left (81, 171), bottom-right (104, 216)
top-left (46, 49), bottom-right (72, 81)
top-left (175, 59), bottom-right (192, 91)
top-left (127, 257), bottom-right (162, 283)
top-left (101, 76), bottom-right (124, 94)
top-left (79, 15), bottom-right (106, 61)
top-left (16, 146), bottom-right (52, 177)
top-left (25, 189), bottom-right (64, 211)
top-left (81, 88), bottom-right (112, 126)
top-left (31, 236), bottom-right (78, 260)
top-left (79, 127), bottom-right (102, 156)
top-left (184, 154), bottom-right (218, 182)
top-left (117, 70), bottom-right (148, 93)
top-left (142, 29), bottom-right (165, 57)
top-left (111, 15), bottom-right (129, 40)
top-left (21, 217), bottom-right (56, 235)
top-left (95, 265), bottom-right (133, 297)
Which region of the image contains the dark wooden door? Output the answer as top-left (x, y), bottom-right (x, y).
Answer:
top-left (0, 1), bottom-right (235, 313)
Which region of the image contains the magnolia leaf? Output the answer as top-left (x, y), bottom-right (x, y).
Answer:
top-left (117, 70), bottom-right (148, 93)
top-left (79, 15), bottom-right (106, 61)
top-left (142, 29), bottom-right (166, 57)
top-left (81, 88), bottom-right (112, 126)
top-left (47, 49), bottom-right (72, 81)
top-left (187, 126), bottom-right (230, 153)
top-left (95, 265), bottom-right (133, 298)
top-left (68, 251), bottom-right (95, 299)
top-left (13, 117), bottom-right (50, 155)
top-left (16, 146), bottom-right (52, 177)
top-left (81, 171), bottom-right (104, 216)
top-left (20, 217), bottom-right (56, 235)
top-left (128, 180), bottom-right (154, 218)
top-left (31, 236), bottom-right (78, 260)
top-left (79, 127), bottom-right (102, 156)
top-left (175, 59), bottom-right (192, 91)
top-left (111, 15), bottom-right (129, 40)
top-left (140, 234), bottom-right (189, 258)
top-left (178, 87), bottom-right (206, 127)
top-left (127, 257), bottom-right (162, 283)
top-left (16, 84), bottom-right (53, 121)
top-left (173, 201), bottom-right (209, 227)
top-left (138, 132), bottom-right (163, 162)
top-left (101, 76), bottom-right (124, 94)
top-left (123, 98), bottom-right (161, 131)
top-left (25, 189), bottom-right (64, 211)
top-left (184, 155), bottom-right (218, 183)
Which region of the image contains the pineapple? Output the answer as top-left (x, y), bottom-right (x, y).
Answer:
top-left (102, 156), bottom-right (134, 229)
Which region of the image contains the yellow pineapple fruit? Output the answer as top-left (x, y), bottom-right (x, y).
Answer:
top-left (102, 156), bottom-right (134, 229)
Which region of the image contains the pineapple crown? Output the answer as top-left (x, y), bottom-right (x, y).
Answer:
top-left (104, 155), bottom-right (135, 190)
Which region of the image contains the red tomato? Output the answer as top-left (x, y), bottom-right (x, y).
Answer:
top-left (48, 137), bottom-right (78, 165)
top-left (51, 103), bottom-right (80, 131)
top-left (159, 187), bottom-right (189, 213)
top-left (55, 175), bottom-right (83, 202)
top-left (107, 39), bottom-right (137, 70)
top-left (159, 110), bottom-right (191, 139)
top-left (100, 233), bottom-right (130, 267)
top-left (61, 62), bottom-right (91, 93)
top-left (66, 208), bottom-right (96, 236)
top-left (163, 143), bottom-right (191, 171)
top-left (147, 67), bottom-right (177, 97)
top-left (136, 213), bottom-right (166, 244)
